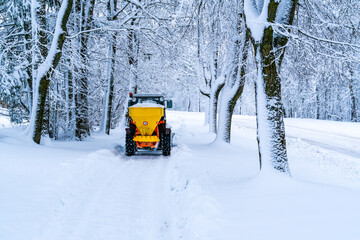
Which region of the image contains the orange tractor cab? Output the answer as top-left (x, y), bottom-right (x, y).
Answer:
top-left (125, 93), bottom-right (173, 156)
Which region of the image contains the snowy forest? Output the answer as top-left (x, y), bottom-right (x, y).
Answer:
top-left (1, 1), bottom-right (360, 239)
top-left (1, 0), bottom-right (359, 138)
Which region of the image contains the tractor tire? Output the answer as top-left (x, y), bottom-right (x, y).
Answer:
top-left (125, 133), bottom-right (136, 156)
top-left (162, 134), bottom-right (171, 156)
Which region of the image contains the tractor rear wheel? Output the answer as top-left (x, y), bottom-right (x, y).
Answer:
top-left (162, 134), bottom-right (171, 156)
top-left (125, 133), bottom-right (136, 156)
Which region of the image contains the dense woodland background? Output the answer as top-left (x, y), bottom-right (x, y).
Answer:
top-left (0, 0), bottom-right (359, 149)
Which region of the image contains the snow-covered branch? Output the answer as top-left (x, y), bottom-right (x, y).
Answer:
top-left (271, 23), bottom-right (360, 49)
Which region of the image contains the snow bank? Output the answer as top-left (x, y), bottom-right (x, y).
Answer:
top-left (168, 111), bottom-right (360, 240)
top-left (0, 116), bottom-right (13, 129)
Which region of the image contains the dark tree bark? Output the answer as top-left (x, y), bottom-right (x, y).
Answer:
top-left (209, 81), bottom-right (224, 133)
top-left (255, 25), bottom-right (288, 173)
top-left (37, 0), bottom-right (48, 59)
top-left (349, 70), bottom-right (358, 122)
top-left (105, 32), bottom-right (117, 135)
top-left (316, 83), bottom-right (320, 119)
top-left (65, 60), bottom-right (75, 137)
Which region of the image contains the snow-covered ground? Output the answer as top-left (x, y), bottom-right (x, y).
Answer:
top-left (1, 111), bottom-right (360, 240)
top-left (0, 109), bottom-right (15, 129)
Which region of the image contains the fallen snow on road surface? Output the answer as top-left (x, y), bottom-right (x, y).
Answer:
top-left (1, 112), bottom-right (360, 240)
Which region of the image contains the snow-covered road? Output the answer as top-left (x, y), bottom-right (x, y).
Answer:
top-left (1, 112), bottom-right (360, 240)
top-left (233, 116), bottom-right (360, 158)
top-left (36, 153), bottom-right (173, 240)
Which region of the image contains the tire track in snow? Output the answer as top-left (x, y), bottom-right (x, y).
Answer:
top-left (34, 150), bottom-right (172, 240)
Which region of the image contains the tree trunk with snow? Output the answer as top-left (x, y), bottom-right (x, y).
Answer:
top-left (197, 0), bottom-right (226, 133)
top-left (65, 61), bottom-right (75, 138)
top-left (196, 0), bottom-right (210, 125)
top-left (36, 0), bottom-right (48, 59)
top-left (22, 3), bottom-right (33, 111)
top-left (102, 0), bottom-right (121, 135)
top-left (30, 0), bottom-right (73, 144)
top-left (28, 0), bottom-right (48, 116)
top-left (253, 39), bottom-right (289, 173)
top-left (349, 70), bottom-right (358, 122)
top-left (200, 72), bottom-right (224, 134)
top-left (244, 0), bottom-right (297, 174)
top-left (75, 0), bottom-right (95, 140)
top-left (209, 81), bottom-right (224, 133)
top-left (105, 32), bottom-right (117, 135)
top-left (128, 17), bottom-right (140, 94)
top-left (217, 16), bottom-right (249, 143)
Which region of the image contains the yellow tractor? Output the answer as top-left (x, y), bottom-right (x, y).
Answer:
top-left (125, 93), bottom-right (173, 156)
